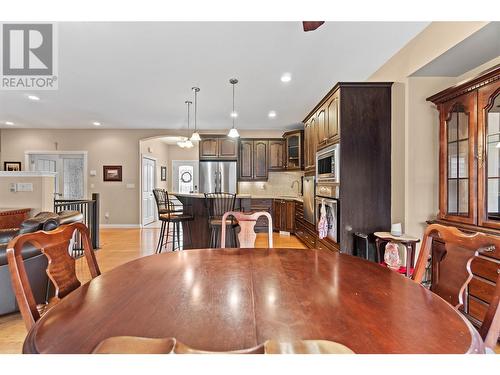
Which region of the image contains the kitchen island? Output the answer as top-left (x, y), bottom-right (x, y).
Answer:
top-left (171, 193), bottom-right (252, 248)
top-left (171, 193), bottom-right (303, 248)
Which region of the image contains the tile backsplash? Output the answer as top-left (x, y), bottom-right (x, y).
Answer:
top-left (238, 171), bottom-right (303, 196)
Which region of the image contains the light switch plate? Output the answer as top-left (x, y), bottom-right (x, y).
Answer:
top-left (90, 170), bottom-right (97, 176)
top-left (126, 183), bottom-right (135, 189)
top-left (9, 183), bottom-right (17, 192)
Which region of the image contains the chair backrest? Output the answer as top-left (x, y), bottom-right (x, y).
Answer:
top-left (153, 188), bottom-right (167, 215)
top-left (204, 192), bottom-right (236, 219)
top-left (413, 223), bottom-right (500, 348)
top-left (6, 222), bottom-right (101, 330)
top-left (221, 211), bottom-right (273, 248)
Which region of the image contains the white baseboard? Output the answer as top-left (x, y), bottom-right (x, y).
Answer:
top-left (100, 224), bottom-right (141, 229)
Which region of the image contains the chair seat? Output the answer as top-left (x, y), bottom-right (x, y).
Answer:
top-left (158, 208), bottom-right (183, 215)
top-left (159, 213), bottom-right (194, 222)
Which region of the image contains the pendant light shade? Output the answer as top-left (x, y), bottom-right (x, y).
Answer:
top-left (227, 78), bottom-right (240, 138)
top-left (190, 87), bottom-right (201, 142)
top-left (190, 132), bottom-right (201, 142)
top-left (228, 128), bottom-right (240, 138)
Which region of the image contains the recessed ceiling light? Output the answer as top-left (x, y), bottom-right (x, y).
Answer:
top-left (5, 121), bottom-right (15, 125)
top-left (27, 95), bottom-right (40, 101)
top-left (230, 111), bottom-right (238, 118)
top-left (268, 111), bottom-right (277, 118)
top-left (281, 73), bottom-right (292, 83)
top-left (92, 121), bottom-right (101, 126)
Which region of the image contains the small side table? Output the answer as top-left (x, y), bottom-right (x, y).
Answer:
top-left (374, 232), bottom-right (420, 277)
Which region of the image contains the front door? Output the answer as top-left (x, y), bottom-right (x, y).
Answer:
top-left (142, 157), bottom-right (156, 225)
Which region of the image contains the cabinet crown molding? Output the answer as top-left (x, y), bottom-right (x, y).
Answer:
top-left (427, 65), bottom-right (500, 104)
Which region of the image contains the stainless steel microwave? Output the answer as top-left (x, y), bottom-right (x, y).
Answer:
top-left (316, 144), bottom-right (339, 182)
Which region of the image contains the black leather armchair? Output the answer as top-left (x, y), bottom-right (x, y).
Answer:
top-left (0, 210), bottom-right (83, 316)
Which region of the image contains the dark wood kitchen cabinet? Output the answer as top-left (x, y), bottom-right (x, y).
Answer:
top-left (253, 140), bottom-right (268, 179)
top-left (199, 136), bottom-right (238, 160)
top-left (302, 82), bottom-right (392, 253)
top-left (268, 139), bottom-right (285, 170)
top-left (283, 130), bottom-right (304, 171)
top-left (238, 139), bottom-right (268, 181)
top-left (427, 66), bottom-right (500, 338)
top-left (239, 140), bottom-right (253, 180)
top-left (273, 199), bottom-right (295, 233)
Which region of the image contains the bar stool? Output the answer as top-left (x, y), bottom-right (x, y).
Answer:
top-left (153, 189), bottom-right (193, 253)
top-left (203, 192), bottom-right (238, 248)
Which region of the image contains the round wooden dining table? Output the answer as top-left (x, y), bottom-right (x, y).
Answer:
top-left (23, 248), bottom-right (484, 354)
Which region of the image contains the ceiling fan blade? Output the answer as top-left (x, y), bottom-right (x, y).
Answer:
top-left (302, 21), bottom-right (325, 32)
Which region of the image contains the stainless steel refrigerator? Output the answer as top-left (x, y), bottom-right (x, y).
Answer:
top-left (199, 161), bottom-right (237, 193)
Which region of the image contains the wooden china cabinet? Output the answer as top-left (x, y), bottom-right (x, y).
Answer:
top-left (427, 66), bottom-right (500, 333)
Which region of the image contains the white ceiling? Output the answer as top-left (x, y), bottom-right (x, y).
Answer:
top-left (0, 22), bottom-right (429, 130)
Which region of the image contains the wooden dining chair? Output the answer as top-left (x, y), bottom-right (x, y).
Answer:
top-left (412, 223), bottom-right (500, 348)
top-left (221, 211), bottom-right (273, 248)
top-left (6, 222), bottom-right (101, 330)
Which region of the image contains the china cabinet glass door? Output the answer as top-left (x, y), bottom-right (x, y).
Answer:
top-left (478, 82), bottom-right (500, 228)
top-left (440, 91), bottom-right (477, 224)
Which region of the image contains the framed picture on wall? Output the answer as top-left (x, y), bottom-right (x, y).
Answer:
top-left (103, 165), bottom-right (122, 181)
top-left (3, 161), bottom-right (21, 171)
top-left (161, 166), bottom-right (167, 181)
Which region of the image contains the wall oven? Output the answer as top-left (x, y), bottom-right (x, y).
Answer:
top-left (315, 197), bottom-right (339, 243)
top-left (316, 144), bottom-right (339, 183)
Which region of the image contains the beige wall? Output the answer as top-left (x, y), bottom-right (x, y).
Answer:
top-left (0, 174), bottom-right (55, 215)
top-left (0, 129), bottom-right (290, 225)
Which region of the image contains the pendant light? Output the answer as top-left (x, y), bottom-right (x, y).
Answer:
top-left (178, 100), bottom-right (193, 148)
top-left (190, 87), bottom-right (201, 142)
top-left (227, 78), bottom-right (240, 138)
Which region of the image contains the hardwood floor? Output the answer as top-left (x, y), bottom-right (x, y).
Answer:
top-left (0, 227), bottom-right (306, 354)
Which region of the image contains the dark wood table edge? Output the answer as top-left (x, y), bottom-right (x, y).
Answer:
top-left (21, 248), bottom-right (485, 354)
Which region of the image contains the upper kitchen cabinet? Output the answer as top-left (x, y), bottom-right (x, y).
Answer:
top-left (428, 66), bottom-right (500, 230)
top-left (303, 88), bottom-right (341, 173)
top-left (253, 140), bottom-right (268, 179)
top-left (283, 130), bottom-right (304, 171)
top-left (316, 105), bottom-right (327, 147)
top-left (268, 139), bottom-right (285, 170)
top-left (238, 139), bottom-right (268, 181)
top-left (326, 89), bottom-right (340, 142)
top-left (199, 136), bottom-right (238, 160)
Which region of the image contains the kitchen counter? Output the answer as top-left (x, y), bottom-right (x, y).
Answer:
top-left (171, 192), bottom-right (302, 202)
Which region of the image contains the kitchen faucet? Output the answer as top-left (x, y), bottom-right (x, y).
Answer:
top-left (291, 180), bottom-right (301, 196)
